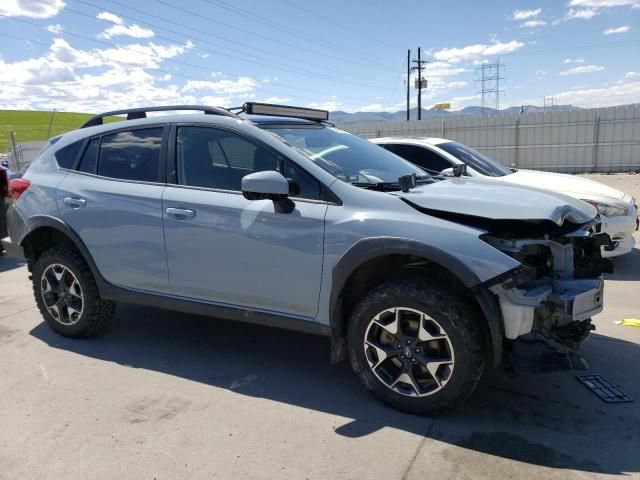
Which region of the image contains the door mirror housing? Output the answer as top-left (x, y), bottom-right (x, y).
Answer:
top-left (241, 170), bottom-right (295, 213)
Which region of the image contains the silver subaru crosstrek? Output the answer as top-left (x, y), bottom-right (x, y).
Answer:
top-left (2, 103), bottom-right (613, 414)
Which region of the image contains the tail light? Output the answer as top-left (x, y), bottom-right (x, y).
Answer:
top-left (9, 178), bottom-right (31, 200)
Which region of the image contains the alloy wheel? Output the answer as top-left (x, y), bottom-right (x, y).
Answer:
top-left (40, 263), bottom-right (84, 326)
top-left (363, 307), bottom-right (455, 397)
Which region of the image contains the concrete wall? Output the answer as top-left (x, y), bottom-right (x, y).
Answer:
top-left (337, 105), bottom-right (640, 173)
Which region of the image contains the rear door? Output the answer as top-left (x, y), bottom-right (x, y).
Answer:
top-left (162, 124), bottom-right (327, 318)
top-left (56, 125), bottom-right (171, 293)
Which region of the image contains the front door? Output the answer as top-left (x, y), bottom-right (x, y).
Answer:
top-left (162, 125), bottom-right (327, 318)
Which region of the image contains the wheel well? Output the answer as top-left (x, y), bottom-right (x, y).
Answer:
top-left (22, 227), bottom-right (80, 268)
top-left (331, 254), bottom-right (494, 363)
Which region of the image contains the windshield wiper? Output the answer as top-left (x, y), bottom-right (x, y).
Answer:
top-left (351, 181), bottom-right (403, 191)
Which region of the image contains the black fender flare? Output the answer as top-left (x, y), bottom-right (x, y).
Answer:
top-left (20, 215), bottom-right (108, 296)
top-left (328, 237), bottom-right (504, 365)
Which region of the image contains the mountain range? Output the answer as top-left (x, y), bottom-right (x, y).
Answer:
top-left (329, 104), bottom-right (576, 124)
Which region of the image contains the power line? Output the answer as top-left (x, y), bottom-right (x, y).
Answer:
top-left (203, 0), bottom-right (391, 64)
top-left (6, 12), bottom-right (397, 93)
top-left (148, 0), bottom-right (398, 73)
top-left (0, 31), bottom-right (382, 109)
top-left (93, 0), bottom-right (398, 75)
top-left (279, 0), bottom-right (401, 51)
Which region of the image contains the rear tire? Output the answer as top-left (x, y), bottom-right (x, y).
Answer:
top-left (32, 247), bottom-right (115, 338)
top-left (347, 278), bottom-right (486, 415)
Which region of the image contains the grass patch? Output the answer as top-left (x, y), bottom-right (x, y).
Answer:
top-left (0, 110), bottom-right (121, 152)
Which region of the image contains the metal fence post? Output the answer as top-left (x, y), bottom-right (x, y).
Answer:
top-left (514, 117), bottom-right (520, 168)
top-left (592, 114), bottom-right (600, 172)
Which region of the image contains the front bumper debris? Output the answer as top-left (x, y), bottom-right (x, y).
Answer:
top-left (491, 277), bottom-right (604, 339)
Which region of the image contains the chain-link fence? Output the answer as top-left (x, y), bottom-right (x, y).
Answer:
top-left (7, 140), bottom-right (48, 172)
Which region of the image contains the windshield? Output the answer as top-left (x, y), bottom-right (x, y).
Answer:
top-left (437, 141), bottom-right (512, 177)
top-left (264, 125), bottom-right (426, 184)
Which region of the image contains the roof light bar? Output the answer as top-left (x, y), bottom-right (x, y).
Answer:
top-left (242, 102), bottom-right (329, 121)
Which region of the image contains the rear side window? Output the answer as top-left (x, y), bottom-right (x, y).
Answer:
top-left (78, 138), bottom-right (100, 174)
top-left (54, 141), bottom-right (82, 169)
top-left (97, 128), bottom-right (163, 182)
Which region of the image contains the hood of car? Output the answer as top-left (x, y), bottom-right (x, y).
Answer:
top-left (503, 169), bottom-right (626, 202)
top-left (393, 177), bottom-right (598, 236)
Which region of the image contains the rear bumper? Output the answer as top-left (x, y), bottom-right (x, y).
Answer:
top-left (1, 236), bottom-right (24, 258)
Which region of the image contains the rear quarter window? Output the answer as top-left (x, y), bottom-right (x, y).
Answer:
top-left (54, 141), bottom-right (83, 169)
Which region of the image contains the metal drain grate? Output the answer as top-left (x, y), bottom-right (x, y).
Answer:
top-left (576, 374), bottom-right (633, 403)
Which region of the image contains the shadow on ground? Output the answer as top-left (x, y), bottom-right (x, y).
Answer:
top-left (607, 247), bottom-right (640, 281)
top-left (30, 304), bottom-right (640, 475)
top-left (0, 254), bottom-right (26, 273)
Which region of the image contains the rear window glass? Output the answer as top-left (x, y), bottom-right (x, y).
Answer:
top-left (97, 128), bottom-right (163, 182)
top-left (54, 141), bottom-right (82, 169)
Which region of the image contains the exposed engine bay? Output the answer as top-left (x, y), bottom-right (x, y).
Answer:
top-left (482, 222), bottom-right (613, 351)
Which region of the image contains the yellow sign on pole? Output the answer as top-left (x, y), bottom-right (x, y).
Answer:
top-left (434, 102), bottom-right (451, 110)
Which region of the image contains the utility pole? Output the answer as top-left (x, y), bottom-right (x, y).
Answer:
top-left (411, 47), bottom-right (427, 120)
top-left (406, 49), bottom-right (410, 121)
top-left (543, 96), bottom-right (555, 112)
top-left (475, 60), bottom-right (506, 115)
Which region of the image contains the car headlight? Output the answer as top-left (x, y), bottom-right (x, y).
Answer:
top-left (583, 200), bottom-right (628, 217)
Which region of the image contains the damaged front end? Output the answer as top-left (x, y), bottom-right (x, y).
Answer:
top-left (481, 219), bottom-right (613, 353)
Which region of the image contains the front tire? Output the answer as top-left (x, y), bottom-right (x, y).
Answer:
top-left (32, 247), bottom-right (115, 338)
top-left (347, 278), bottom-right (486, 415)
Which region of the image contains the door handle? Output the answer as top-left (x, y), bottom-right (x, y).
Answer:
top-left (165, 207), bottom-right (196, 218)
top-left (63, 197), bottom-right (87, 208)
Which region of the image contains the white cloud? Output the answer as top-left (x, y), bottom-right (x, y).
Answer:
top-left (308, 100), bottom-right (342, 111)
top-left (182, 77), bottom-right (257, 95)
top-left (603, 25), bottom-right (630, 34)
top-left (0, 0), bottom-right (64, 18)
top-left (96, 11), bottom-right (155, 39)
top-left (259, 96), bottom-right (291, 104)
top-left (536, 69), bottom-right (547, 76)
top-left (559, 64), bottom-right (606, 75)
top-left (563, 58), bottom-right (586, 64)
top-left (432, 40), bottom-right (524, 63)
top-left (538, 81), bottom-right (640, 107)
top-left (625, 71), bottom-right (640, 78)
top-left (360, 104), bottom-right (384, 112)
top-left (562, 0), bottom-right (640, 21)
top-left (46, 23), bottom-right (64, 34)
top-left (0, 37), bottom-right (207, 113)
top-left (570, 0), bottom-right (639, 6)
top-left (520, 20), bottom-right (547, 28)
top-left (512, 8), bottom-right (541, 20)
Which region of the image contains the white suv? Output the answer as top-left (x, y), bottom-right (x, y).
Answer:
top-left (372, 137), bottom-right (638, 257)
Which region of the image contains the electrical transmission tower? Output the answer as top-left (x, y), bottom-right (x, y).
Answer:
top-left (475, 60), bottom-right (506, 115)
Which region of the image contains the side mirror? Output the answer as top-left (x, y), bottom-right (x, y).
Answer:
top-left (441, 167), bottom-right (454, 177)
top-left (241, 170), bottom-right (295, 213)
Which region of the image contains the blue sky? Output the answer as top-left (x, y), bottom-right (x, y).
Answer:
top-left (0, 0), bottom-right (638, 113)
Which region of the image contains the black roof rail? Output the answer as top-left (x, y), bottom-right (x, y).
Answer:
top-left (79, 105), bottom-right (238, 128)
